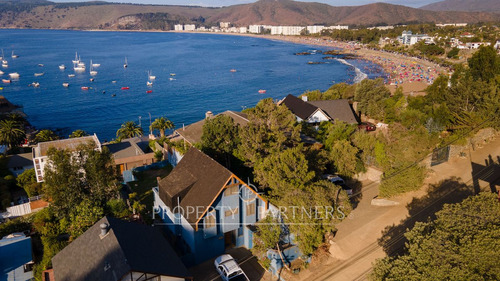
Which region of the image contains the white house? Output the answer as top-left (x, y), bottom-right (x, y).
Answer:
top-left (249, 25), bottom-right (264, 34)
top-left (398, 30), bottom-right (432, 46)
top-left (32, 134), bottom-right (101, 182)
top-left (174, 24), bottom-right (183, 31)
top-left (307, 25), bottom-right (325, 34)
top-left (466, 42), bottom-right (491, 49)
top-left (184, 24), bottom-right (196, 31)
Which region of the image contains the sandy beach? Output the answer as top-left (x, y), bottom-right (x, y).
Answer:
top-left (253, 34), bottom-right (449, 95)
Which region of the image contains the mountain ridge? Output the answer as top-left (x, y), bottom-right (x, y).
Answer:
top-left (421, 0), bottom-right (500, 13)
top-left (0, 0), bottom-right (498, 30)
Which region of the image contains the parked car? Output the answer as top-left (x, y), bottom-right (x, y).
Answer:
top-left (323, 174), bottom-right (353, 196)
top-left (214, 254), bottom-right (249, 281)
top-left (358, 122), bottom-right (376, 131)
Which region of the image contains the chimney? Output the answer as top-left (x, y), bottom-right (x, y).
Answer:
top-left (302, 95), bottom-right (308, 102)
top-left (205, 111), bottom-right (214, 119)
top-left (99, 223), bottom-right (109, 238)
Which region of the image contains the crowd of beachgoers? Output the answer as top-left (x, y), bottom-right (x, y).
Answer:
top-left (260, 35), bottom-right (450, 93)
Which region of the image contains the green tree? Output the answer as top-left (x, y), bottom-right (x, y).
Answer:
top-left (16, 168), bottom-right (42, 197)
top-left (150, 116), bottom-right (174, 138)
top-left (254, 145), bottom-right (315, 198)
top-left (200, 114), bottom-right (240, 167)
top-left (43, 143), bottom-right (118, 216)
top-left (69, 129), bottom-right (88, 138)
top-left (67, 200), bottom-right (104, 240)
top-left (354, 78), bottom-right (391, 120)
top-left (116, 121), bottom-right (143, 140)
top-left (35, 129), bottom-right (58, 143)
top-left (446, 47), bottom-right (459, 59)
top-left (371, 192), bottom-right (500, 280)
top-left (317, 121), bottom-right (356, 149)
top-left (0, 119), bottom-right (25, 149)
top-left (468, 45), bottom-right (500, 82)
top-left (238, 98), bottom-right (300, 165)
top-left (330, 140), bottom-right (360, 178)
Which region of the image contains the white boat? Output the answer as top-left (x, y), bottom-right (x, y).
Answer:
top-left (147, 81), bottom-right (153, 86)
top-left (34, 72), bottom-right (44, 77)
top-left (8, 72), bottom-right (19, 79)
top-left (1, 63), bottom-right (7, 68)
top-left (72, 52), bottom-right (80, 64)
top-left (59, 64), bottom-right (66, 70)
top-left (91, 62), bottom-right (100, 68)
top-left (89, 60), bottom-right (97, 76)
top-left (123, 57), bottom-right (128, 68)
top-left (0, 70), bottom-right (3, 75)
top-left (31, 82), bottom-right (40, 87)
top-left (148, 70), bottom-right (156, 80)
top-left (74, 66), bottom-right (85, 72)
top-left (170, 73), bottom-right (176, 76)
top-left (11, 51), bottom-right (18, 58)
top-left (68, 74), bottom-right (75, 78)
top-left (62, 82), bottom-right (69, 87)
top-left (169, 77), bottom-right (176, 81)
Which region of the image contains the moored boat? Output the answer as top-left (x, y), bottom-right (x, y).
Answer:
top-left (230, 69), bottom-right (237, 72)
top-left (62, 82), bottom-right (69, 88)
top-left (81, 86), bottom-right (89, 90)
top-left (0, 70), bottom-right (3, 75)
top-left (258, 89), bottom-right (266, 94)
top-left (9, 72), bottom-right (19, 79)
top-left (123, 57), bottom-right (128, 68)
top-left (146, 90), bottom-right (153, 93)
top-left (89, 60), bottom-right (97, 76)
top-left (68, 74), bottom-right (75, 78)
top-left (11, 51), bottom-right (19, 58)
top-left (2, 79), bottom-right (11, 83)
top-left (121, 87), bottom-right (129, 90)
top-left (147, 81), bottom-right (153, 86)
top-left (31, 82), bottom-right (40, 88)
top-left (59, 64), bottom-right (66, 70)
top-left (34, 72), bottom-right (44, 77)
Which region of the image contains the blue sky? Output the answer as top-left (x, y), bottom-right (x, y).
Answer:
top-left (50, 0), bottom-right (443, 8)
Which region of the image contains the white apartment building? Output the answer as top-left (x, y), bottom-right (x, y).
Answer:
top-left (368, 26), bottom-right (394, 30)
top-left (220, 22), bottom-right (230, 29)
top-left (33, 134), bottom-right (101, 182)
top-left (239, 27), bottom-right (248, 33)
top-left (325, 25), bottom-right (349, 30)
top-left (307, 25), bottom-right (325, 34)
top-left (398, 30), bottom-right (432, 46)
top-left (436, 23), bottom-right (467, 27)
top-left (271, 26), bottom-right (305, 36)
top-left (249, 25), bottom-right (263, 34)
top-left (174, 24), bottom-right (183, 31)
top-left (184, 24), bottom-right (196, 31)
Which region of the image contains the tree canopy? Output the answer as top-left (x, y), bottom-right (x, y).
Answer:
top-left (200, 114), bottom-right (240, 167)
top-left (116, 121), bottom-right (143, 140)
top-left (150, 116), bottom-right (174, 138)
top-left (371, 192), bottom-right (500, 280)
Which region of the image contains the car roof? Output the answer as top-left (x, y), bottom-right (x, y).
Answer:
top-left (216, 255), bottom-right (242, 275)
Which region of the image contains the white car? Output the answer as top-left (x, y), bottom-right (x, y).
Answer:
top-left (214, 254), bottom-right (249, 281)
top-left (323, 174), bottom-right (353, 196)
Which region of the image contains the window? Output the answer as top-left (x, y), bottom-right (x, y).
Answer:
top-left (205, 212), bottom-right (216, 228)
top-left (224, 185), bottom-right (239, 196)
top-left (246, 203), bottom-right (256, 216)
top-left (225, 208), bottom-right (239, 217)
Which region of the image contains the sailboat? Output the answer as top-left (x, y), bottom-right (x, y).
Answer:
top-left (59, 64), bottom-right (66, 70)
top-left (11, 51), bottom-right (18, 58)
top-left (89, 60), bottom-right (97, 76)
top-left (123, 57), bottom-right (128, 68)
top-left (148, 70), bottom-right (156, 80)
top-left (72, 52), bottom-right (80, 64)
top-left (147, 81), bottom-right (153, 86)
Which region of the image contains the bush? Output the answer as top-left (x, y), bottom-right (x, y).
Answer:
top-left (0, 216), bottom-right (33, 238)
top-left (379, 165), bottom-right (427, 197)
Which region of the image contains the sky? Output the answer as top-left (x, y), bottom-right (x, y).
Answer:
top-left (49, 0), bottom-right (443, 8)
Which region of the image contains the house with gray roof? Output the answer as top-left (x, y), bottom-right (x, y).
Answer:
top-left (280, 94), bottom-right (358, 124)
top-left (104, 136), bottom-right (155, 179)
top-left (153, 147), bottom-right (268, 265)
top-left (48, 216), bottom-right (192, 281)
top-left (7, 153), bottom-right (33, 176)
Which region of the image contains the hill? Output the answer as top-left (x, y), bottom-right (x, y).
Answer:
top-left (0, 0), bottom-right (498, 30)
top-left (421, 0), bottom-right (500, 13)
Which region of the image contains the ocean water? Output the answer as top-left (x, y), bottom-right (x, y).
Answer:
top-left (0, 29), bottom-right (384, 141)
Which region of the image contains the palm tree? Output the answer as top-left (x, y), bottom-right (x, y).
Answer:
top-left (0, 119), bottom-right (25, 149)
top-left (69, 129), bottom-right (89, 138)
top-left (116, 121), bottom-right (143, 140)
top-left (34, 129), bottom-right (59, 143)
top-left (150, 117), bottom-right (174, 138)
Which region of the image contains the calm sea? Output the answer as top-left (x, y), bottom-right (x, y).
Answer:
top-left (0, 29), bottom-right (384, 141)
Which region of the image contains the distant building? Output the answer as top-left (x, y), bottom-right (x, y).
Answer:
top-left (398, 30), bottom-right (432, 45)
top-left (368, 26), bottom-right (394, 30)
top-left (219, 22), bottom-right (230, 29)
top-left (32, 134), bottom-right (101, 182)
top-left (249, 25), bottom-right (264, 33)
top-left (270, 26), bottom-right (305, 36)
top-left (307, 25), bottom-right (325, 34)
top-left (460, 32), bottom-right (475, 38)
top-left (325, 25), bottom-right (349, 30)
top-left (436, 23), bottom-right (467, 27)
top-left (466, 42), bottom-right (491, 49)
top-left (47, 216), bottom-right (192, 281)
top-left (0, 233), bottom-right (34, 281)
top-left (239, 27), bottom-right (248, 33)
top-left (184, 24), bottom-right (196, 31)
top-left (174, 24), bottom-right (183, 31)
top-left (494, 40), bottom-right (500, 50)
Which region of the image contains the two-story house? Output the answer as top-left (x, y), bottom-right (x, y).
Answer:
top-left (153, 148), bottom-right (268, 265)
